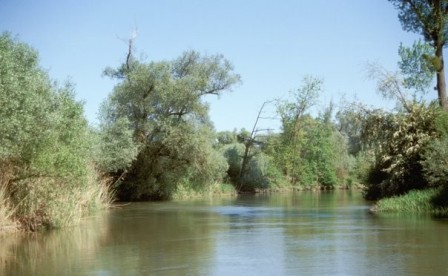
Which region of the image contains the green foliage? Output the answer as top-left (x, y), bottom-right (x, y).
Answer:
top-left (101, 49), bottom-right (240, 200)
top-left (273, 77), bottom-right (349, 189)
top-left (424, 54), bottom-right (442, 71)
top-left (375, 189), bottom-right (438, 213)
top-left (398, 40), bottom-right (434, 93)
top-left (94, 117), bottom-right (139, 173)
top-left (0, 33), bottom-right (51, 160)
top-left (240, 153), bottom-right (275, 191)
top-left (336, 108), bottom-right (363, 155)
top-left (430, 186), bottom-right (448, 209)
top-left (389, 0), bottom-right (448, 46)
top-left (218, 137), bottom-right (286, 192)
top-left (389, 0), bottom-right (448, 109)
top-left (275, 76), bottom-right (322, 185)
top-left (375, 187), bottom-right (448, 215)
top-left (220, 143), bottom-right (244, 183)
top-left (421, 111), bottom-right (448, 187)
top-left (216, 130), bottom-right (238, 145)
top-left (0, 33), bottom-right (110, 230)
top-left (421, 136), bottom-right (448, 187)
top-left (361, 104), bottom-right (438, 200)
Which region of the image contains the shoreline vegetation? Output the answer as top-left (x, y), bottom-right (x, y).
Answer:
top-left (372, 188), bottom-right (448, 216)
top-left (3, 5), bottom-right (448, 235)
top-left (0, 33), bottom-right (113, 233)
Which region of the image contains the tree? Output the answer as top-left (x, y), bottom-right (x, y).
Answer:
top-left (336, 106), bottom-right (364, 155)
top-left (276, 76), bottom-right (321, 184)
top-left (398, 39), bottom-right (435, 94)
top-left (101, 47), bottom-right (240, 200)
top-left (237, 101), bottom-right (273, 191)
top-left (389, 0), bottom-right (448, 109)
top-left (367, 40), bottom-right (434, 110)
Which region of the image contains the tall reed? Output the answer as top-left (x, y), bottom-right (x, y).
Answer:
top-left (375, 188), bottom-right (448, 215)
top-left (0, 162), bottom-right (18, 233)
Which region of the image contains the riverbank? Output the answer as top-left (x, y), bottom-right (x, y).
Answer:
top-left (372, 188), bottom-right (448, 216)
top-left (173, 180), bottom-right (364, 200)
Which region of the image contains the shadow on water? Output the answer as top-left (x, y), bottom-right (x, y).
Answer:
top-left (2, 190), bottom-right (448, 275)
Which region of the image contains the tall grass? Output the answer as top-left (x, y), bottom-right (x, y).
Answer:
top-left (0, 164), bottom-right (114, 232)
top-left (374, 188), bottom-right (448, 215)
top-left (0, 162), bottom-right (18, 233)
top-left (0, 185), bottom-right (18, 233)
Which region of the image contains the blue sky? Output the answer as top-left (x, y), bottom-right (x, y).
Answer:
top-left (1, 0), bottom-right (425, 131)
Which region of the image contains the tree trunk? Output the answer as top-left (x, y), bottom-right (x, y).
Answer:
top-left (237, 101), bottom-right (269, 192)
top-left (435, 46), bottom-right (448, 110)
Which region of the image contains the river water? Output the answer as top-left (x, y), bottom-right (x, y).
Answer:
top-left (2, 190), bottom-right (448, 275)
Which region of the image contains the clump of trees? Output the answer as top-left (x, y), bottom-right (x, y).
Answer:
top-left (214, 77), bottom-right (352, 192)
top-left (96, 45), bottom-right (355, 196)
top-left (273, 77), bottom-right (351, 189)
top-left (216, 128), bottom-right (287, 192)
top-left (0, 33), bottom-right (111, 231)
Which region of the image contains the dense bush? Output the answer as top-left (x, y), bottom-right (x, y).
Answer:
top-left (361, 104), bottom-right (438, 200)
top-left (0, 33), bottom-right (110, 230)
top-left (421, 111), bottom-right (448, 188)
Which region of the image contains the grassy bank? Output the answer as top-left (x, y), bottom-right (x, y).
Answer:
top-left (172, 181), bottom-right (237, 200)
top-left (0, 167), bottom-right (113, 232)
top-left (373, 188), bottom-right (448, 216)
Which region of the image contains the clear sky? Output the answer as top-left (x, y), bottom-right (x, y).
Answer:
top-left (1, 0), bottom-right (427, 131)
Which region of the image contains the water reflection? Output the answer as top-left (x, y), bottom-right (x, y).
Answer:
top-left (2, 191), bottom-right (448, 275)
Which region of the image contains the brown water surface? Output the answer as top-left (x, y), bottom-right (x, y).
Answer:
top-left (1, 190), bottom-right (448, 275)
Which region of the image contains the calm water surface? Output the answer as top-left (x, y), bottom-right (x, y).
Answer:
top-left (2, 190), bottom-right (448, 275)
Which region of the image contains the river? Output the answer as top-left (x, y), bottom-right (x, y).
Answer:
top-left (1, 190), bottom-right (448, 275)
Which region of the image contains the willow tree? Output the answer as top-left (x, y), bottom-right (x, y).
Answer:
top-left (389, 0), bottom-right (448, 109)
top-left (100, 48), bottom-right (240, 200)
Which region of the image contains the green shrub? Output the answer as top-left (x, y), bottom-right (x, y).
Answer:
top-left (421, 111), bottom-right (448, 188)
top-left (220, 143), bottom-right (244, 183)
